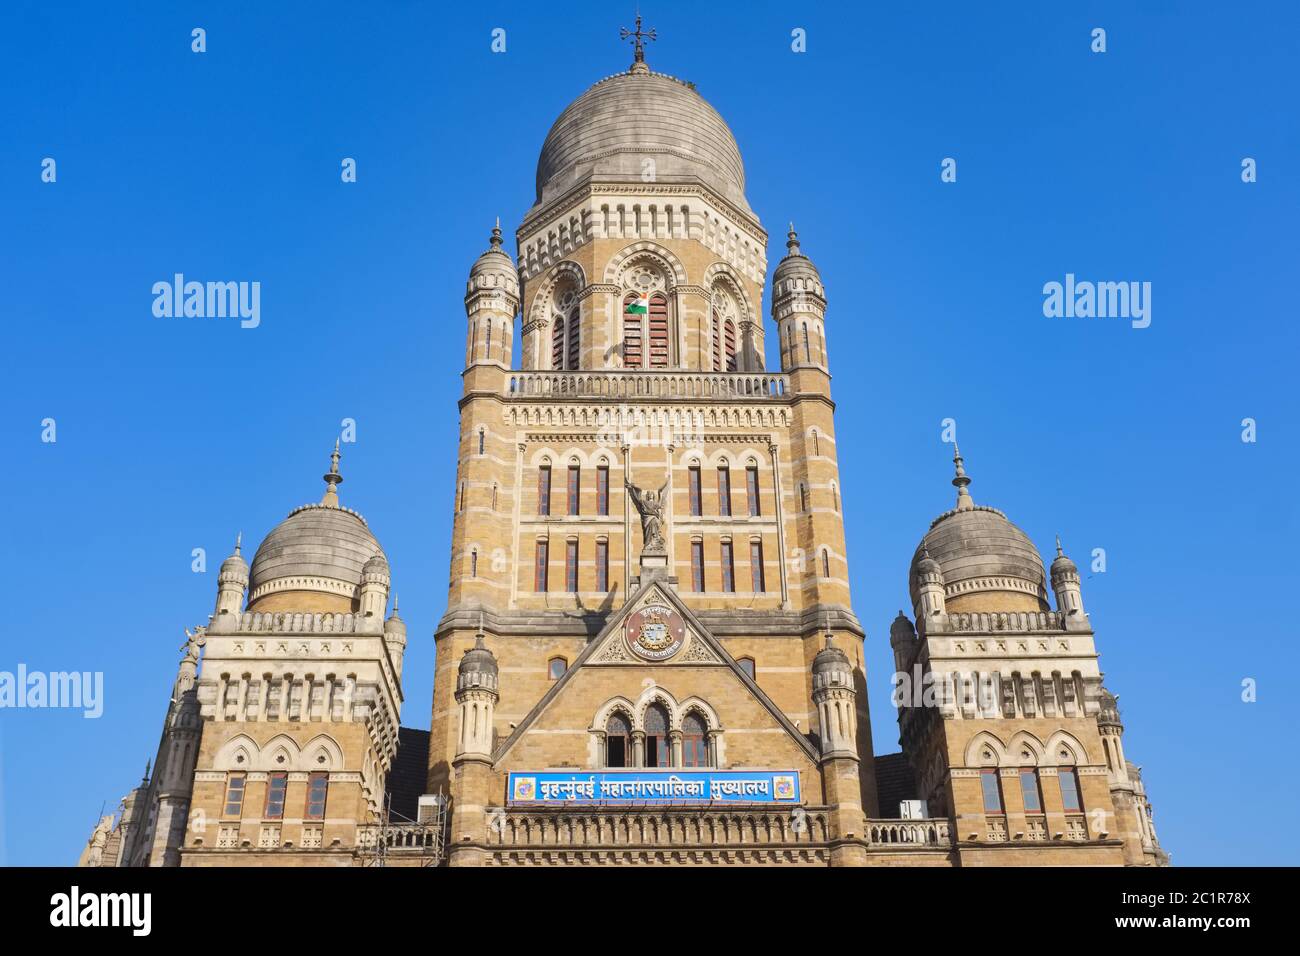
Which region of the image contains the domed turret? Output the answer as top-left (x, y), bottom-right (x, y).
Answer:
top-left (359, 553), bottom-right (391, 619)
top-left (456, 634), bottom-right (499, 693)
top-left (811, 634), bottom-right (857, 757)
top-left (384, 596), bottom-right (407, 682)
top-left (772, 225), bottom-right (828, 372)
top-left (908, 445), bottom-right (1049, 615)
top-left (1050, 536), bottom-right (1087, 619)
top-left (214, 533), bottom-right (249, 617)
top-left (246, 443), bottom-right (387, 614)
top-left (455, 633), bottom-right (499, 758)
top-left (465, 219), bottom-right (519, 368)
top-left (889, 610), bottom-right (917, 670)
top-left (534, 65), bottom-right (749, 214)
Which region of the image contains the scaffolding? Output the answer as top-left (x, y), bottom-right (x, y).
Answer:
top-left (360, 793), bottom-right (448, 867)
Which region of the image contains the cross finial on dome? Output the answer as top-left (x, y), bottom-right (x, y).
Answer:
top-left (322, 439), bottom-right (344, 507)
top-left (620, 13), bottom-right (657, 72)
top-left (951, 442), bottom-right (974, 510)
top-left (786, 223), bottom-right (802, 256)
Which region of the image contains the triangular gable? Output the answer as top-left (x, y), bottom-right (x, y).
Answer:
top-left (492, 574), bottom-right (819, 763)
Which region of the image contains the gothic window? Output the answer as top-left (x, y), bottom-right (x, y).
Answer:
top-left (802, 322), bottom-right (811, 363)
top-left (567, 464), bottom-right (580, 515)
top-left (712, 308), bottom-right (723, 371)
top-left (980, 769), bottom-right (1004, 814)
top-left (596, 538), bottom-right (609, 592)
top-left (222, 773), bottom-right (246, 817)
top-left (551, 317), bottom-right (566, 370)
top-left (566, 307), bottom-right (580, 370)
top-left (548, 657), bottom-right (566, 681)
top-left (645, 703), bottom-right (671, 768)
top-left (485, 320), bottom-right (492, 358)
top-left (746, 464), bottom-right (760, 516)
top-left (690, 540), bottom-right (704, 592)
top-left (305, 772), bottom-right (329, 820)
top-left (565, 539), bottom-right (579, 593)
top-left (724, 318), bottom-right (737, 371)
top-left (1059, 767), bottom-right (1083, 812)
top-left (537, 464), bottom-right (551, 516)
top-left (534, 540), bottom-right (549, 592)
top-left (737, 657), bottom-right (756, 680)
top-left (720, 540), bottom-right (735, 593)
top-left (622, 293), bottom-right (643, 368)
top-left (648, 293), bottom-right (669, 367)
top-left (717, 464), bottom-right (731, 517)
top-left (750, 539), bottom-right (765, 593)
top-left (264, 772), bottom-right (288, 819)
top-left (1019, 769), bottom-right (1043, 813)
top-left (682, 712), bottom-right (710, 768)
top-left (688, 465), bottom-right (702, 516)
top-left (596, 463), bottom-right (609, 515)
top-left (606, 712), bottom-right (631, 768)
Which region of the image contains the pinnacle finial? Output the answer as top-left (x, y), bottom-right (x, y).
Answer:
top-left (234, 531), bottom-right (242, 555)
top-left (489, 217), bottom-right (503, 250)
top-left (951, 442), bottom-right (974, 510)
top-left (786, 223), bottom-right (801, 256)
top-left (1056, 535), bottom-right (1064, 557)
top-left (322, 439), bottom-right (344, 505)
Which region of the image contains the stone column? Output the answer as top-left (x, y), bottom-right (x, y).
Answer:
top-left (769, 443), bottom-right (790, 608)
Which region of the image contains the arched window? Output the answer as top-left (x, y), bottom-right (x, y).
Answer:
top-left (645, 703), bottom-right (670, 767)
top-left (832, 482), bottom-right (840, 513)
top-left (566, 307), bottom-right (580, 370)
top-left (717, 463), bottom-right (731, 517)
top-left (821, 549), bottom-right (831, 578)
top-left (811, 430), bottom-right (820, 456)
top-left (548, 657), bottom-right (566, 681)
top-left (622, 293), bottom-right (644, 368)
top-left (746, 463), bottom-right (760, 516)
top-left (786, 325), bottom-right (796, 366)
top-left (1019, 769), bottom-right (1044, 814)
top-left (485, 320), bottom-right (492, 359)
top-left (1058, 767), bottom-right (1083, 812)
top-left (737, 657), bottom-right (756, 680)
top-left (648, 293), bottom-right (669, 368)
top-left (724, 318), bottom-right (737, 371)
top-left (478, 428), bottom-right (485, 455)
top-left (799, 483), bottom-right (808, 512)
top-left (682, 712), bottom-right (710, 767)
top-left (802, 322), bottom-right (811, 363)
top-left (470, 549), bottom-right (478, 578)
top-left (712, 308), bottom-right (723, 371)
top-left (605, 712), bottom-right (631, 768)
top-left (551, 317), bottom-right (566, 370)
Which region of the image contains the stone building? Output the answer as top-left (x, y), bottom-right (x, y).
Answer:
top-left (80, 33), bottom-right (1167, 868)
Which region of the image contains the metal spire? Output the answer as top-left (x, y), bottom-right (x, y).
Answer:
top-left (952, 442), bottom-right (974, 510)
top-left (322, 439), bottom-right (343, 506)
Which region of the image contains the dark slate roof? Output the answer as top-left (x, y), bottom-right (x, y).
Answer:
top-left (385, 727), bottom-right (430, 823)
top-left (874, 752), bottom-right (918, 818)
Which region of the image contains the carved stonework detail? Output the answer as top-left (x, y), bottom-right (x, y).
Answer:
top-left (681, 637), bottom-right (720, 663)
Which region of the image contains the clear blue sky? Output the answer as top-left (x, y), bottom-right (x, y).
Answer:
top-left (1, 1), bottom-right (1295, 866)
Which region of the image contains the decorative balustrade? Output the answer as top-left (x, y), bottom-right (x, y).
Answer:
top-left (489, 806), bottom-right (828, 849)
top-left (864, 819), bottom-right (953, 847)
top-left (506, 370), bottom-right (789, 401)
top-left (947, 611), bottom-right (1065, 633)
top-left (355, 823), bottom-right (443, 853)
top-left (232, 611), bottom-right (365, 634)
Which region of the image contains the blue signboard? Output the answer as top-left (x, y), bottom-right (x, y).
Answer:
top-left (506, 769), bottom-right (801, 805)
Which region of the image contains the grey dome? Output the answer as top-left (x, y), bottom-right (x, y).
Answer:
top-left (466, 221), bottom-right (520, 301)
top-left (909, 505), bottom-right (1048, 610)
top-left (535, 70), bottom-right (749, 211)
top-left (457, 635), bottom-right (499, 694)
top-left (248, 503), bottom-right (385, 604)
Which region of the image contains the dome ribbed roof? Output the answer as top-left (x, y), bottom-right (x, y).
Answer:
top-left (534, 69), bottom-right (749, 212)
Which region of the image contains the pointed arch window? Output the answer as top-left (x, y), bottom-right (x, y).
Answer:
top-left (645, 703), bottom-right (671, 768)
top-left (724, 318), bottom-right (737, 371)
top-left (566, 307), bottom-right (580, 370)
top-left (1059, 767), bottom-right (1083, 812)
top-left (682, 712), bottom-right (710, 768)
top-left (1019, 769), bottom-right (1044, 813)
top-left (622, 293), bottom-right (644, 369)
top-left (605, 712), bottom-right (631, 768)
top-left (551, 317), bottom-right (566, 370)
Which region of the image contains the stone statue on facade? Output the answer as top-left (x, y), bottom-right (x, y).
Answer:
top-left (626, 478), bottom-right (668, 554)
top-left (174, 626), bottom-right (206, 698)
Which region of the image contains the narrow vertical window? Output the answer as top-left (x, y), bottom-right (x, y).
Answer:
top-left (712, 309), bottom-right (723, 371)
top-left (537, 465), bottom-right (551, 516)
top-left (980, 769), bottom-right (1003, 814)
top-left (688, 466), bottom-right (702, 516)
top-left (721, 540), bottom-right (735, 593)
top-left (832, 482), bottom-right (840, 512)
top-left (1059, 767), bottom-right (1083, 812)
top-left (648, 293), bottom-right (669, 368)
top-left (605, 713), bottom-right (630, 768)
top-left (691, 541), bottom-right (704, 592)
top-left (548, 658), bottom-right (566, 681)
top-left (596, 538), bottom-right (608, 592)
top-left (492, 483), bottom-right (498, 510)
top-left (534, 540), bottom-right (549, 592)
top-left (305, 772), bottom-right (329, 820)
top-left (552, 317), bottom-right (566, 370)
top-left (821, 549), bottom-right (831, 578)
top-left (485, 320), bottom-right (492, 358)
top-left (567, 464), bottom-right (580, 516)
top-left (596, 464), bottom-right (609, 516)
top-left (812, 430), bottom-right (820, 456)
top-left (799, 483), bottom-right (808, 512)
top-left (622, 293), bottom-right (643, 369)
top-left (264, 772), bottom-right (288, 819)
top-left (471, 550), bottom-right (478, 578)
top-left (645, 704), bottom-right (671, 768)
top-left (717, 465), bottom-right (731, 517)
top-left (566, 307), bottom-right (580, 370)
top-left (750, 540), bottom-right (765, 593)
top-left (802, 322), bottom-right (811, 363)
top-left (682, 712), bottom-right (709, 768)
top-left (724, 318), bottom-right (737, 371)
top-left (565, 539), bottom-right (578, 593)
top-left (223, 773), bottom-right (246, 817)
top-left (746, 465), bottom-right (760, 516)
top-left (478, 429), bottom-right (485, 455)
top-left (1019, 769), bottom-right (1043, 813)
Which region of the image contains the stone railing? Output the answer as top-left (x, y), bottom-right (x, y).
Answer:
top-left (355, 823), bottom-right (443, 854)
top-left (228, 611), bottom-right (366, 634)
top-left (506, 370), bottom-right (789, 402)
top-left (489, 806), bottom-right (829, 850)
top-left (946, 611), bottom-right (1065, 633)
top-left (865, 819), bottom-right (953, 847)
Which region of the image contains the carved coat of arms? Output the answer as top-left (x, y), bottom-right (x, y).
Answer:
top-left (624, 603), bottom-right (686, 661)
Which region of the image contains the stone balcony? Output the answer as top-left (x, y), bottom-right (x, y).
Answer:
top-left (506, 369), bottom-right (789, 402)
